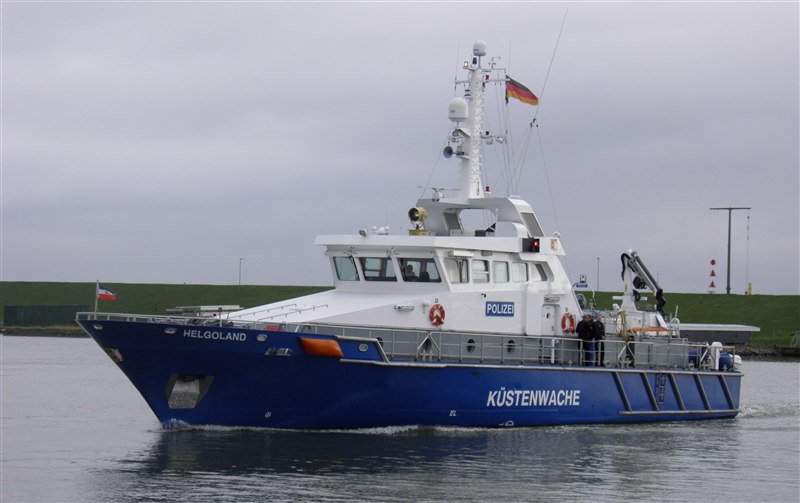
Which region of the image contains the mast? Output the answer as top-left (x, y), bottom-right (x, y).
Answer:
top-left (448, 41), bottom-right (490, 200)
top-left (422, 42), bottom-right (543, 239)
top-left (463, 41), bottom-right (487, 199)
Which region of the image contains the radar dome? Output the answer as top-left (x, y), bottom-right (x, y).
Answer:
top-left (448, 98), bottom-right (468, 122)
top-left (473, 40), bottom-right (487, 57)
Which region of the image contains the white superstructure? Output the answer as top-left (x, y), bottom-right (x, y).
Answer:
top-left (224, 41), bottom-right (672, 342)
top-left (225, 41), bottom-right (585, 338)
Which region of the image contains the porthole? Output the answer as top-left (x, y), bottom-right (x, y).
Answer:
top-left (466, 338), bottom-right (476, 353)
top-left (506, 340), bottom-right (516, 353)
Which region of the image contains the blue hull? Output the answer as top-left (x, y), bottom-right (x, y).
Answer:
top-left (77, 319), bottom-right (741, 429)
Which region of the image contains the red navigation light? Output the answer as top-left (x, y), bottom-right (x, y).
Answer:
top-left (531, 238), bottom-right (540, 252)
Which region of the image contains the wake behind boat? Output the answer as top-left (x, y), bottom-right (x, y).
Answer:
top-left (77, 41), bottom-right (742, 429)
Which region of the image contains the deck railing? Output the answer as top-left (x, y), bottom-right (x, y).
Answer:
top-left (76, 312), bottom-right (737, 371)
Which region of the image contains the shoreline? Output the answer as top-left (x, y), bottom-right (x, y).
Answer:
top-left (2, 326), bottom-right (797, 358)
top-left (2, 327), bottom-right (89, 338)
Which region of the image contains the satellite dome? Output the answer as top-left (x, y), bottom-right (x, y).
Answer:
top-left (448, 97), bottom-right (468, 122)
top-left (473, 40), bottom-right (487, 57)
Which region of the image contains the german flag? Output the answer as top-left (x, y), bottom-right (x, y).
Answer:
top-left (505, 78), bottom-right (539, 106)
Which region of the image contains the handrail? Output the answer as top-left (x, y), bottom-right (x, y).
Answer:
top-left (256, 304), bottom-right (329, 322)
top-left (76, 312), bottom-right (737, 370)
top-left (231, 303), bottom-right (297, 318)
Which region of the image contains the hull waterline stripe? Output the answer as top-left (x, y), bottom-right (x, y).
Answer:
top-left (619, 409), bottom-right (739, 416)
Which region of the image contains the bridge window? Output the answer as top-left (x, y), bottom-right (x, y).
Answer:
top-left (511, 262), bottom-right (528, 282)
top-left (399, 258), bottom-right (441, 282)
top-left (359, 257), bottom-right (397, 282)
top-left (472, 259), bottom-right (489, 283)
top-left (493, 261), bottom-right (509, 283)
top-left (445, 258), bottom-right (469, 283)
top-left (333, 256), bottom-right (359, 281)
top-left (532, 263), bottom-right (548, 282)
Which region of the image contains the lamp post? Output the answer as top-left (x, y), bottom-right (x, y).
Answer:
top-left (709, 207), bottom-right (750, 295)
top-left (238, 258), bottom-right (243, 286)
top-left (596, 257), bottom-right (600, 294)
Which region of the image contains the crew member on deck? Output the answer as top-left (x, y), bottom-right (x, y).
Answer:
top-left (593, 315), bottom-right (606, 366)
top-left (576, 314), bottom-right (594, 366)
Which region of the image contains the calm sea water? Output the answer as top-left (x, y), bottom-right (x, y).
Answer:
top-left (1, 335), bottom-right (798, 503)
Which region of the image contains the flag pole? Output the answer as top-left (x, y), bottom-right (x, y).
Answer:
top-left (94, 280), bottom-right (99, 313)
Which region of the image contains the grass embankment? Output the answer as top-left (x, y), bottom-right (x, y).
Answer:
top-left (0, 282), bottom-right (331, 334)
top-left (584, 291), bottom-right (798, 347)
top-left (1, 282), bottom-right (797, 348)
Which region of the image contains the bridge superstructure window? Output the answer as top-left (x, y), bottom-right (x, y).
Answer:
top-left (511, 262), bottom-right (528, 282)
top-left (472, 260), bottom-right (490, 283)
top-left (532, 263), bottom-right (548, 282)
top-left (399, 258), bottom-right (441, 282)
top-left (360, 257), bottom-right (397, 282)
top-left (333, 257), bottom-right (359, 281)
top-left (445, 258), bottom-right (469, 283)
top-left (493, 261), bottom-right (509, 283)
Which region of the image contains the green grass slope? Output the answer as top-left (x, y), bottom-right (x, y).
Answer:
top-left (0, 282), bottom-right (330, 323)
top-left (2, 282), bottom-right (797, 346)
top-left (584, 291), bottom-right (799, 346)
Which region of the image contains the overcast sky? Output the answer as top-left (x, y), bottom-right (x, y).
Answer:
top-left (2, 1), bottom-right (798, 295)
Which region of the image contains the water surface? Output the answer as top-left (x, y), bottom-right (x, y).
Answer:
top-left (2, 336), bottom-right (798, 502)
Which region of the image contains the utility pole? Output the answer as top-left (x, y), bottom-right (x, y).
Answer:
top-left (709, 207), bottom-right (751, 294)
top-left (596, 257), bottom-right (600, 293)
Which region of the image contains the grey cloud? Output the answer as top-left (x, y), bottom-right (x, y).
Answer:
top-left (2, 2), bottom-right (797, 294)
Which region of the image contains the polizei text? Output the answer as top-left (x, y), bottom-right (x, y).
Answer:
top-left (486, 387), bottom-right (581, 407)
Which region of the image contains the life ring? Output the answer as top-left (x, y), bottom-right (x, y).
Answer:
top-left (561, 312), bottom-right (576, 333)
top-left (429, 304), bottom-right (446, 326)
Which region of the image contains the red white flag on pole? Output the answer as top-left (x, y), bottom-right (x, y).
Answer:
top-left (97, 285), bottom-right (116, 300)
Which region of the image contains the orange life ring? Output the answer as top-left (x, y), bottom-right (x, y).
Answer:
top-left (561, 312), bottom-right (576, 333)
top-left (429, 304), bottom-right (446, 326)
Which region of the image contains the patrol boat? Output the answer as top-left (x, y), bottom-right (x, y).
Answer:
top-left (77, 41), bottom-right (742, 429)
